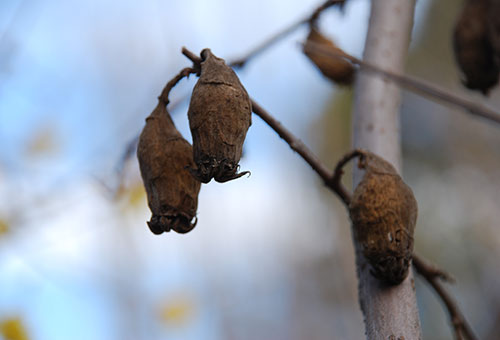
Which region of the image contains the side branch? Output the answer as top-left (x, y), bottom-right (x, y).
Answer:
top-left (158, 67), bottom-right (197, 106)
top-left (412, 256), bottom-right (478, 340)
top-left (250, 100), bottom-right (332, 183)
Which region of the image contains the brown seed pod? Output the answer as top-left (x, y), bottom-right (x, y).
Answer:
top-left (137, 101), bottom-right (201, 234)
top-left (187, 49), bottom-right (252, 183)
top-left (453, 0), bottom-right (499, 95)
top-left (303, 26), bottom-right (355, 85)
top-left (348, 151), bottom-right (417, 285)
top-left (487, 0), bottom-right (500, 63)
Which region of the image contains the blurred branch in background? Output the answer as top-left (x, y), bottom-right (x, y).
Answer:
top-left (413, 256), bottom-right (477, 340)
top-left (229, 0), bottom-right (346, 68)
top-left (303, 40), bottom-right (500, 125)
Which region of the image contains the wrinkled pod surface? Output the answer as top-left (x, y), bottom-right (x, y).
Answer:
top-left (348, 151), bottom-right (418, 285)
top-left (137, 101), bottom-right (201, 234)
top-left (188, 49), bottom-right (252, 183)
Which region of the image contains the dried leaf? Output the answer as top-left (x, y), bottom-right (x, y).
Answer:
top-left (188, 49), bottom-right (252, 183)
top-left (453, 0), bottom-right (499, 95)
top-left (137, 102), bottom-right (201, 234)
top-left (349, 151), bottom-right (417, 285)
top-left (303, 27), bottom-right (355, 85)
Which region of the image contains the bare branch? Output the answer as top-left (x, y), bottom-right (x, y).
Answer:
top-left (303, 40), bottom-right (500, 125)
top-left (158, 67), bottom-right (197, 106)
top-left (250, 100), bottom-right (333, 184)
top-left (412, 255), bottom-right (478, 340)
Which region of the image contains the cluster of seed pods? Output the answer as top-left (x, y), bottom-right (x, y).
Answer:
top-left (137, 49), bottom-right (251, 234)
top-left (137, 49), bottom-right (419, 287)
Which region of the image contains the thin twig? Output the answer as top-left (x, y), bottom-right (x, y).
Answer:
top-left (413, 255), bottom-right (478, 340)
top-left (113, 67), bottom-right (196, 196)
top-left (229, 0), bottom-right (345, 68)
top-left (303, 40), bottom-right (500, 125)
top-left (250, 100), bottom-right (332, 183)
top-left (158, 67), bottom-right (197, 106)
top-left (412, 254), bottom-right (455, 283)
top-left (331, 149), bottom-right (363, 204)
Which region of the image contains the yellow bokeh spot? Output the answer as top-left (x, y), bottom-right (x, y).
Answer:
top-left (0, 317), bottom-right (29, 340)
top-left (159, 296), bottom-right (195, 327)
top-left (25, 126), bottom-right (59, 157)
top-left (0, 219), bottom-right (9, 236)
top-left (115, 181), bottom-right (146, 211)
top-left (127, 184), bottom-right (146, 208)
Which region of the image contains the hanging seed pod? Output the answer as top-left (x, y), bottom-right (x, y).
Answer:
top-left (303, 26), bottom-right (355, 85)
top-left (453, 0), bottom-right (499, 95)
top-left (348, 151), bottom-right (417, 285)
top-left (487, 0), bottom-right (500, 64)
top-left (188, 49), bottom-right (252, 183)
top-left (137, 102), bottom-right (201, 234)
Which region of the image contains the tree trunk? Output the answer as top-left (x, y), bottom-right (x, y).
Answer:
top-left (352, 0), bottom-right (422, 339)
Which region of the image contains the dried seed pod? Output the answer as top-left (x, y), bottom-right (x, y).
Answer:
top-left (188, 49), bottom-right (252, 183)
top-left (348, 151), bottom-right (417, 285)
top-left (453, 0), bottom-right (499, 95)
top-left (487, 0), bottom-right (500, 63)
top-left (137, 102), bottom-right (201, 234)
top-left (303, 26), bottom-right (355, 85)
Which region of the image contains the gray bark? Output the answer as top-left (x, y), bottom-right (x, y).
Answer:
top-left (352, 0), bottom-right (422, 339)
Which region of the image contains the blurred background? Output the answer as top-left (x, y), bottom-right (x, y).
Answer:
top-left (1, 0), bottom-right (500, 339)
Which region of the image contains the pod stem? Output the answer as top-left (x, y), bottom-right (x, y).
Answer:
top-left (159, 67), bottom-right (197, 107)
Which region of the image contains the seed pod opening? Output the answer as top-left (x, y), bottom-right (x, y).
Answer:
top-left (348, 151), bottom-right (417, 285)
top-left (137, 102), bottom-right (201, 234)
top-left (303, 26), bottom-right (355, 85)
top-left (188, 49), bottom-right (252, 183)
top-left (453, 0), bottom-right (499, 95)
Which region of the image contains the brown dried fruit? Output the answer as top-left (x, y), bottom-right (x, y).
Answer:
top-left (348, 151), bottom-right (417, 285)
top-left (453, 0), bottom-right (499, 95)
top-left (303, 26), bottom-right (355, 85)
top-left (137, 101), bottom-right (201, 234)
top-left (188, 49), bottom-right (252, 183)
top-left (487, 0), bottom-right (500, 63)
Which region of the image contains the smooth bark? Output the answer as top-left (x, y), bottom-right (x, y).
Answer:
top-left (352, 1), bottom-right (422, 339)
